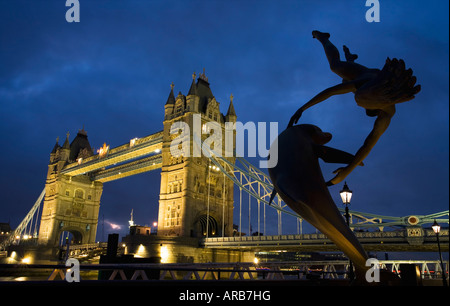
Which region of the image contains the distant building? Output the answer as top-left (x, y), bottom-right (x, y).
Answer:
top-left (0, 223), bottom-right (12, 244)
top-left (129, 225), bottom-right (153, 236)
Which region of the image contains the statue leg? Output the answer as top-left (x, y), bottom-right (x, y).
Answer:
top-left (312, 30), bottom-right (342, 72)
top-left (312, 30), bottom-right (369, 81)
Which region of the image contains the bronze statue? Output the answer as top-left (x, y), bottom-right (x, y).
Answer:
top-left (268, 31), bottom-right (420, 283)
top-left (269, 124), bottom-right (370, 280)
top-left (268, 124), bottom-right (398, 283)
top-left (288, 30), bottom-right (421, 186)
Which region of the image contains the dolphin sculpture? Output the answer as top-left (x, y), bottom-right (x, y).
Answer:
top-left (268, 124), bottom-right (395, 283)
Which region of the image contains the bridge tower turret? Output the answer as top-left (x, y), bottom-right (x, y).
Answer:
top-left (158, 71), bottom-right (236, 238)
top-left (38, 128), bottom-right (103, 247)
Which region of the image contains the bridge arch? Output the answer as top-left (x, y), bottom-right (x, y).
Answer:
top-left (57, 228), bottom-right (83, 246)
top-left (193, 214), bottom-right (219, 237)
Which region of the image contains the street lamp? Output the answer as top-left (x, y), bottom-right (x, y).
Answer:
top-left (339, 182), bottom-right (354, 281)
top-left (152, 222), bottom-right (158, 235)
top-left (339, 182), bottom-right (353, 206)
top-left (432, 220), bottom-right (448, 287)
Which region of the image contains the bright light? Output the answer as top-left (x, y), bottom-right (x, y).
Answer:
top-left (153, 222), bottom-right (158, 227)
top-left (253, 257), bottom-right (259, 264)
top-left (154, 148), bottom-right (161, 154)
top-left (130, 138), bottom-right (138, 147)
top-left (134, 244), bottom-right (146, 258)
top-left (160, 245), bottom-right (170, 263)
top-left (339, 182), bottom-right (352, 205)
top-left (432, 220), bottom-right (441, 234)
top-left (97, 143), bottom-right (109, 158)
top-left (21, 257), bottom-right (32, 264)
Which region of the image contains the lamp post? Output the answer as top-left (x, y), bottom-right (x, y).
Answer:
top-left (340, 182), bottom-right (354, 281)
top-left (432, 220), bottom-right (448, 287)
top-left (152, 222), bottom-right (158, 235)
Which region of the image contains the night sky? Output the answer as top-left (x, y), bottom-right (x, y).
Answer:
top-left (0, 0), bottom-right (448, 241)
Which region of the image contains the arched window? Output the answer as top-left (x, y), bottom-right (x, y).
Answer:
top-left (75, 189), bottom-right (84, 199)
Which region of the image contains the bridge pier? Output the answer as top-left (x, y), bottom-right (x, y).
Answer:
top-left (122, 234), bottom-right (254, 264)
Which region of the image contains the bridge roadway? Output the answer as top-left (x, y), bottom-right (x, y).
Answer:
top-left (201, 229), bottom-right (449, 252)
top-left (60, 131), bottom-right (163, 182)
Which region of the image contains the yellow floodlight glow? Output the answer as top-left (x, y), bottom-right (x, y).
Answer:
top-left (160, 245), bottom-right (170, 263)
top-left (21, 256), bottom-right (32, 264)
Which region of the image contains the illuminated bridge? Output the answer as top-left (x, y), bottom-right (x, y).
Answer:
top-left (1, 73), bottom-right (448, 261)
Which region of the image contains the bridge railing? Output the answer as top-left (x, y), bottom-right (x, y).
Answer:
top-left (203, 229), bottom-right (449, 243)
top-left (0, 260), bottom-right (447, 282)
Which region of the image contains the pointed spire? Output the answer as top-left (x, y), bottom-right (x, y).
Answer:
top-left (226, 94), bottom-right (237, 123)
top-left (188, 72), bottom-right (197, 96)
top-left (165, 82), bottom-right (175, 105)
top-left (78, 125), bottom-right (87, 136)
top-left (199, 68), bottom-right (209, 83)
top-left (226, 94), bottom-right (236, 117)
top-left (62, 131), bottom-right (70, 150)
top-left (51, 137), bottom-right (60, 153)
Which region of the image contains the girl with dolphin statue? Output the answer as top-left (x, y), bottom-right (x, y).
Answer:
top-left (269, 31), bottom-right (420, 284)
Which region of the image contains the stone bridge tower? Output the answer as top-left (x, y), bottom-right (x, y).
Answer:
top-left (158, 71), bottom-right (237, 238)
top-left (38, 129), bottom-right (103, 246)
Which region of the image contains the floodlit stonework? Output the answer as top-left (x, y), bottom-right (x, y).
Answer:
top-left (38, 129), bottom-right (103, 246)
top-left (159, 71), bottom-right (237, 237)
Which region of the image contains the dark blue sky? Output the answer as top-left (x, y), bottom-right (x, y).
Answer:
top-left (0, 0), bottom-right (448, 239)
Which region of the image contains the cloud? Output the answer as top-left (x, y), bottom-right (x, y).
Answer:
top-left (0, 0), bottom-right (447, 239)
top-left (105, 220), bottom-right (122, 230)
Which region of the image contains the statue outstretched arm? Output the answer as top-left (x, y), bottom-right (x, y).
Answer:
top-left (315, 145), bottom-right (364, 166)
top-left (288, 81), bottom-right (358, 127)
top-left (326, 106), bottom-right (395, 186)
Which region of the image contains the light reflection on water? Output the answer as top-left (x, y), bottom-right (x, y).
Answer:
top-left (0, 276), bottom-right (45, 281)
top-left (0, 271), bottom-right (99, 282)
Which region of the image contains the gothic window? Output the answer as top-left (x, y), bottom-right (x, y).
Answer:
top-left (216, 187), bottom-right (222, 198)
top-left (166, 205), bottom-right (171, 226)
top-left (176, 105), bottom-right (183, 114)
top-left (198, 184), bottom-right (204, 194)
top-left (165, 202), bottom-right (181, 228)
top-left (175, 95), bottom-right (185, 114)
top-left (65, 190), bottom-right (70, 196)
top-left (75, 189), bottom-right (84, 199)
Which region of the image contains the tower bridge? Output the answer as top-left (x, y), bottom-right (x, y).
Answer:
top-left (60, 131), bottom-right (163, 182)
top-left (1, 72), bottom-right (448, 264)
